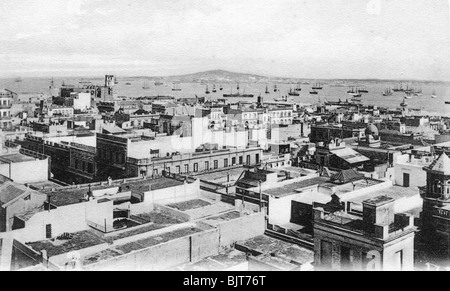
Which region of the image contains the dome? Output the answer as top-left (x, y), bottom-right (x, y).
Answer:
top-left (365, 124), bottom-right (379, 136)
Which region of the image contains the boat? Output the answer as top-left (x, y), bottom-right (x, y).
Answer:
top-left (401, 98), bottom-right (408, 107)
top-left (431, 90), bottom-right (437, 98)
top-left (212, 84), bottom-right (217, 93)
top-left (265, 85), bottom-right (270, 94)
top-left (445, 101), bottom-right (450, 105)
top-left (347, 87), bottom-right (356, 95)
top-left (237, 83), bottom-right (240, 91)
top-left (294, 83), bottom-right (302, 91)
top-left (205, 85), bottom-right (210, 94)
top-left (219, 85), bottom-right (223, 91)
top-left (288, 88), bottom-right (299, 96)
top-left (382, 87), bottom-right (393, 96)
top-left (125, 82), bottom-right (132, 85)
top-left (274, 84), bottom-right (278, 92)
top-left (143, 82), bottom-right (150, 89)
top-left (172, 83), bottom-right (182, 91)
top-left (15, 77), bottom-right (22, 82)
top-left (404, 93), bottom-right (413, 99)
top-left (393, 84), bottom-right (404, 92)
top-left (309, 90), bottom-right (318, 95)
top-left (154, 81), bottom-right (163, 86)
top-left (312, 83), bottom-right (323, 90)
top-left (358, 88), bottom-right (369, 93)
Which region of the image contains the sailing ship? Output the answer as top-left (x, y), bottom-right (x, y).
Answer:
top-left (172, 83), bottom-right (182, 91)
top-left (312, 83), bottom-right (323, 90)
top-left (294, 83), bottom-right (302, 91)
top-left (125, 82), bottom-right (132, 85)
top-left (142, 82), bottom-right (150, 89)
top-left (212, 84), bottom-right (217, 93)
top-left (358, 88), bottom-right (369, 93)
top-left (154, 81), bottom-right (163, 86)
top-left (309, 90), bottom-right (318, 95)
top-left (219, 85), bottom-right (223, 91)
top-left (274, 84), bottom-right (278, 92)
top-left (401, 98), bottom-right (408, 107)
top-left (382, 87), bottom-right (393, 96)
top-left (404, 92), bottom-right (413, 99)
top-left (15, 77), bottom-right (22, 83)
top-left (347, 87), bottom-right (356, 95)
top-left (237, 83), bottom-right (240, 91)
top-left (205, 85), bottom-right (210, 94)
top-left (265, 85), bottom-right (270, 94)
top-left (431, 90), bottom-right (437, 98)
top-left (288, 88), bottom-right (299, 96)
top-left (393, 84), bottom-right (404, 92)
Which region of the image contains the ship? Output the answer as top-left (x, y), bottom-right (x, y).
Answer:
top-left (404, 92), bottom-right (413, 99)
top-left (347, 87), bottom-right (356, 95)
top-left (125, 82), bottom-right (132, 85)
top-left (401, 98), bottom-right (408, 107)
top-left (212, 84), bottom-right (217, 93)
top-left (219, 85), bottom-right (223, 91)
top-left (274, 84), bottom-right (278, 92)
top-left (15, 77), bottom-right (22, 82)
top-left (154, 81), bottom-right (163, 86)
top-left (358, 88), bottom-right (369, 93)
top-left (265, 85), bottom-right (270, 94)
top-left (205, 85), bottom-right (210, 94)
top-left (309, 90), bottom-right (318, 95)
top-left (312, 83), bottom-right (323, 90)
top-left (382, 87), bottom-right (392, 96)
top-left (294, 83), bottom-right (302, 91)
top-left (172, 83), bottom-right (182, 91)
top-left (431, 90), bottom-right (437, 98)
top-left (393, 84), bottom-right (404, 92)
top-left (142, 82), bottom-right (150, 89)
top-left (288, 88), bottom-right (299, 96)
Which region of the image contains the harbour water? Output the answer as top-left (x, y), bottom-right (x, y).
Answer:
top-left (1, 77), bottom-right (449, 117)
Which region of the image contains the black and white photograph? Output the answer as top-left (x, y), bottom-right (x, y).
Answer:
top-left (0, 0), bottom-right (449, 274)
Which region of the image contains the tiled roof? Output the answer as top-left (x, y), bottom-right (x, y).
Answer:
top-left (330, 169), bottom-right (365, 184)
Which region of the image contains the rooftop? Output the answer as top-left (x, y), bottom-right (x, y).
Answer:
top-left (27, 230), bottom-right (108, 258)
top-left (42, 177), bottom-right (185, 207)
top-left (82, 226), bottom-right (205, 266)
top-left (235, 235), bottom-right (314, 266)
top-left (348, 185), bottom-right (419, 205)
top-left (263, 176), bottom-right (330, 197)
top-left (0, 153), bottom-right (35, 164)
top-left (179, 250), bottom-right (247, 271)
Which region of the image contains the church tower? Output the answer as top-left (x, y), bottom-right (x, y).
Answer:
top-left (420, 152), bottom-right (450, 253)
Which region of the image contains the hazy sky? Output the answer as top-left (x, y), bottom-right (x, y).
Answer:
top-left (0, 0), bottom-right (449, 80)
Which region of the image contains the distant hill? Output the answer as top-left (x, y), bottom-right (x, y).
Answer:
top-left (140, 70), bottom-right (281, 83)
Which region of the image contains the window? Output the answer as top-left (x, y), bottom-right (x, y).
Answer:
top-left (246, 155), bottom-right (251, 165)
top-left (320, 241), bottom-right (332, 270)
top-left (224, 158), bottom-right (228, 167)
top-left (205, 161), bottom-right (209, 171)
top-left (45, 224), bottom-right (52, 239)
top-left (214, 160), bottom-right (218, 169)
top-left (232, 157), bottom-right (236, 165)
top-left (87, 163), bottom-right (94, 174)
top-left (176, 166), bottom-right (181, 174)
top-left (184, 164), bottom-right (189, 173)
top-left (75, 159), bottom-right (79, 169)
top-left (394, 250), bottom-right (403, 271)
top-left (239, 156), bottom-right (243, 165)
top-left (153, 168), bottom-right (159, 176)
top-left (256, 154), bottom-right (260, 164)
top-left (194, 163), bottom-right (198, 172)
top-left (82, 161), bottom-right (86, 172)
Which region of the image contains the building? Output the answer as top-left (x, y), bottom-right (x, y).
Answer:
top-left (420, 153), bottom-right (450, 255)
top-left (0, 89), bottom-right (13, 130)
top-left (313, 195), bottom-right (416, 271)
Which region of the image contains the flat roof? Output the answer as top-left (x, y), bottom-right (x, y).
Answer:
top-left (82, 226), bottom-right (205, 266)
top-left (236, 235), bottom-right (314, 265)
top-left (42, 177), bottom-right (184, 207)
top-left (263, 176), bottom-right (330, 197)
top-left (180, 250), bottom-right (247, 271)
top-left (0, 153), bottom-right (35, 163)
top-left (347, 185), bottom-right (419, 204)
top-left (27, 230), bottom-right (108, 258)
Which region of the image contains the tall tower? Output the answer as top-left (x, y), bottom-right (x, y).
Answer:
top-left (420, 152), bottom-right (450, 254)
top-left (105, 75), bottom-right (115, 88)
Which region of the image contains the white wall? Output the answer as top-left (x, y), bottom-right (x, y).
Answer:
top-left (73, 93), bottom-right (91, 111)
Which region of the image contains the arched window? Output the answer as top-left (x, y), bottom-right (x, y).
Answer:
top-left (434, 180), bottom-right (442, 194)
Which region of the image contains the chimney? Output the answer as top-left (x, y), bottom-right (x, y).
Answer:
top-left (362, 196), bottom-right (395, 227)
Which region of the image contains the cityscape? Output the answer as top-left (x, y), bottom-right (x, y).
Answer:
top-left (0, 0), bottom-right (450, 272)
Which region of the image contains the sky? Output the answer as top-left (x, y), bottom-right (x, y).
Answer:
top-left (0, 0), bottom-right (449, 80)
